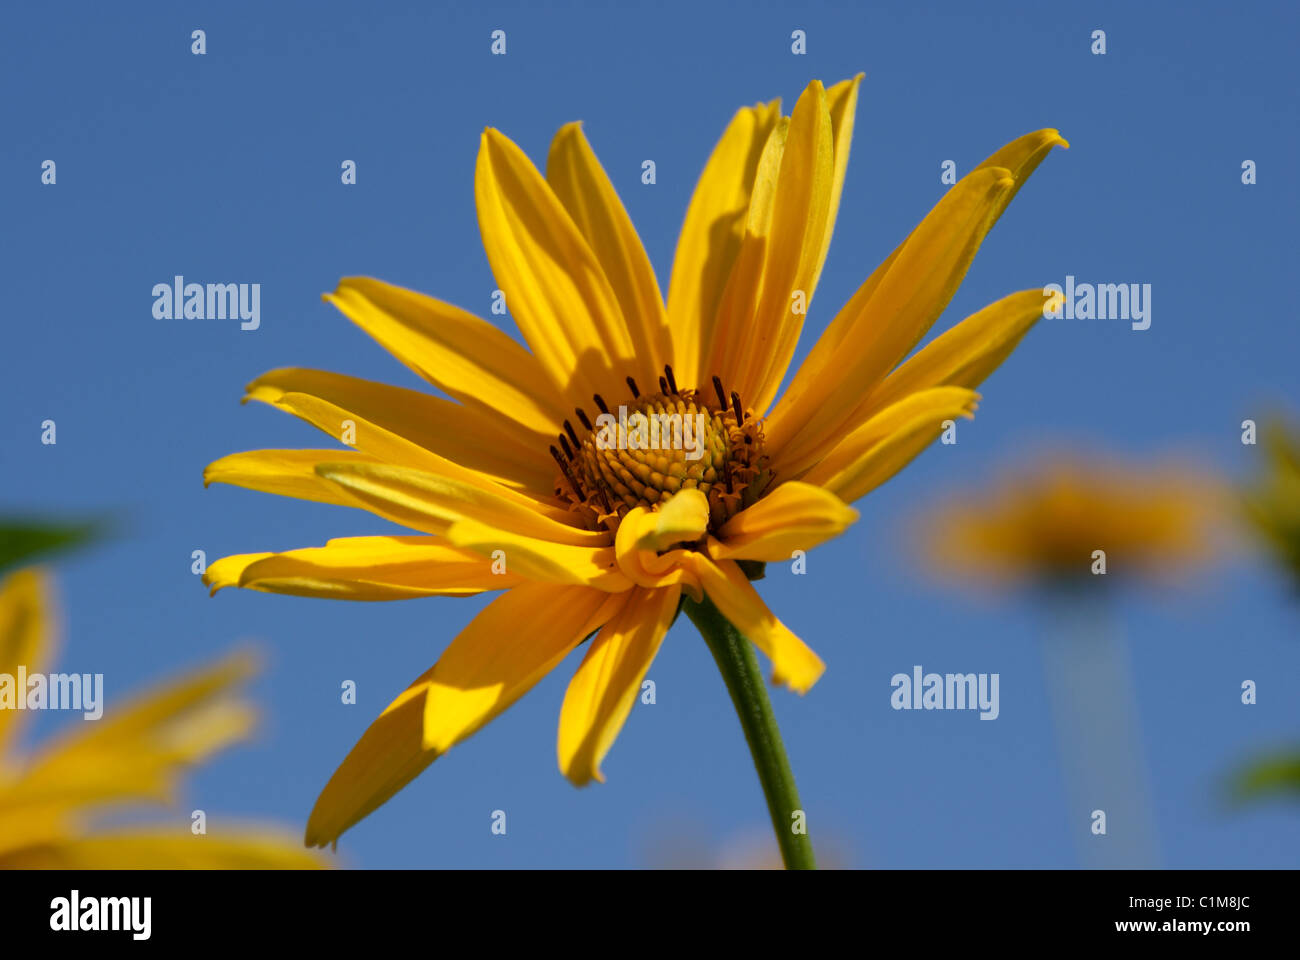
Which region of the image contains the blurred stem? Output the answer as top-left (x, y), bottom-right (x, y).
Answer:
top-left (684, 594), bottom-right (816, 870)
top-left (1041, 584), bottom-right (1160, 868)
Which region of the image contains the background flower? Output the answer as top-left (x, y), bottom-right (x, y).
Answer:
top-left (0, 567), bottom-right (324, 869)
top-left (917, 452), bottom-right (1229, 589)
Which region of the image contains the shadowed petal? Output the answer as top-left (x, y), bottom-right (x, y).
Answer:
top-left (557, 586), bottom-right (680, 785)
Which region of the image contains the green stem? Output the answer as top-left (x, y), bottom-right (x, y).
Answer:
top-left (684, 594), bottom-right (816, 870)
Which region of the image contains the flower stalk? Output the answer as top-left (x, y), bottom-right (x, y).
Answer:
top-left (684, 594), bottom-right (816, 870)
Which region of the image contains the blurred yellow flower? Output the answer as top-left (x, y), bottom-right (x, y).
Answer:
top-left (919, 453), bottom-right (1226, 587)
top-left (0, 568), bottom-right (324, 869)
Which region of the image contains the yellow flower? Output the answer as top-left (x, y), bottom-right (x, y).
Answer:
top-left (203, 77), bottom-right (1066, 847)
top-left (918, 452), bottom-right (1225, 587)
top-left (0, 568), bottom-right (324, 868)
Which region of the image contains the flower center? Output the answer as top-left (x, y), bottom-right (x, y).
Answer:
top-left (550, 366), bottom-right (769, 535)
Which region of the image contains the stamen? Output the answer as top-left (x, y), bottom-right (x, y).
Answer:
top-left (664, 364), bottom-right (678, 395)
top-left (553, 370), bottom-right (768, 535)
top-left (712, 375), bottom-right (728, 412)
top-left (550, 445), bottom-right (581, 496)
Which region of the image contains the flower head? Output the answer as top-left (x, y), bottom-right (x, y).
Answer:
top-left (0, 567), bottom-right (322, 868)
top-left (918, 452), bottom-right (1226, 589)
top-left (204, 77), bottom-right (1066, 846)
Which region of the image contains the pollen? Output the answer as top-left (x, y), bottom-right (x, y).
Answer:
top-left (551, 366), bottom-right (770, 534)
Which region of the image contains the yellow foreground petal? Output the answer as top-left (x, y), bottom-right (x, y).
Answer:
top-left (712, 482), bottom-right (859, 562)
top-left (204, 449), bottom-right (381, 508)
top-left (666, 97), bottom-right (783, 388)
top-left (557, 585), bottom-right (680, 785)
top-left (685, 555), bottom-right (824, 694)
top-left (204, 536), bottom-right (524, 600)
top-left (710, 80), bottom-right (834, 414)
top-left (547, 123), bottom-right (671, 392)
top-left (442, 519), bottom-right (631, 591)
top-left (768, 129), bottom-right (1067, 474)
top-left (862, 288), bottom-right (1054, 413)
top-left (810, 75), bottom-right (864, 295)
top-left (768, 167), bottom-right (1015, 474)
top-left (305, 584), bottom-right (624, 847)
top-left (243, 385), bottom-right (560, 519)
top-left (315, 461), bottom-right (605, 546)
top-left (245, 367), bottom-right (555, 494)
top-left (325, 276), bottom-right (565, 438)
top-left (804, 388), bottom-right (981, 503)
top-left (614, 507), bottom-right (705, 594)
top-left (476, 128), bottom-right (633, 411)
top-left (630, 488), bottom-right (710, 552)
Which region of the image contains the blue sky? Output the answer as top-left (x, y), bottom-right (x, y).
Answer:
top-left (3, 0), bottom-right (1298, 867)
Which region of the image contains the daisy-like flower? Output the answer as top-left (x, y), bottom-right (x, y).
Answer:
top-left (204, 76), bottom-right (1066, 856)
top-left (0, 567), bottom-right (323, 868)
top-left (919, 452), bottom-right (1226, 589)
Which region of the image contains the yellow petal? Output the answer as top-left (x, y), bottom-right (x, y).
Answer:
top-left (712, 482), bottom-right (858, 562)
top-left (767, 167), bottom-right (1015, 475)
top-left (977, 128), bottom-right (1072, 224)
top-left (443, 519), bottom-right (631, 591)
top-left (203, 552), bottom-right (273, 594)
top-left (804, 388), bottom-right (981, 503)
top-left (246, 367), bottom-right (554, 494)
top-left (665, 97), bottom-right (782, 388)
top-left (769, 129), bottom-right (1067, 473)
top-left (476, 128), bottom-right (633, 411)
top-left (710, 80), bottom-right (837, 412)
top-left (810, 74), bottom-right (864, 293)
top-left (614, 506), bottom-right (705, 593)
top-left (0, 568), bottom-right (54, 750)
top-left (558, 586), bottom-right (679, 785)
top-left (631, 488), bottom-right (710, 552)
top-left (746, 79), bottom-right (846, 414)
top-left (861, 288), bottom-right (1052, 413)
top-left (547, 122), bottom-right (671, 391)
top-left (684, 555), bottom-right (824, 694)
top-left (204, 536), bottom-right (524, 600)
top-left (700, 117), bottom-right (787, 400)
top-left (0, 828), bottom-right (326, 869)
top-left (314, 460), bottom-right (605, 546)
top-left (244, 385), bottom-right (565, 521)
top-left (304, 583), bottom-right (624, 847)
top-left (325, 276), bottom-right (564, 438)
top-left (204, 448), bottom-right (381, 507)
top-left (3, 652), bottom-right (257, 815)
